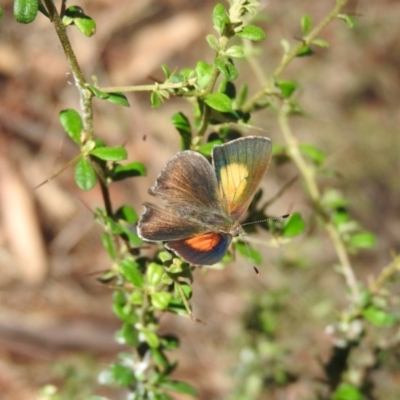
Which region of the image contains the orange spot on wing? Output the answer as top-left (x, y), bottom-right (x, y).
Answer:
top-left (184, 233), bottom-right (221, 252)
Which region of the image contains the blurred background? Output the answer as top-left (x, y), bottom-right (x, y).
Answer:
top-left (0, 0), bottom-right (399, 399)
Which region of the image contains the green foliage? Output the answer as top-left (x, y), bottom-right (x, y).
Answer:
top-left (333, 383), bottom-right (362, 400)
top-left (236, 25), bottom-right (266, 41)
top-left (172, 112), bottom-right (192, 150)
top-left (13, 0), bottom-right (38, 24)
top-left (90, 146), bottom-right (127, 162)
top-left (74, 157), bottom-right (96, 191)
top-left (62, 6), bottom-right (96, 37)
top-left (282, 213), bottom-right (305, 237)
top-left (59, 109), bottom-right (83, 145)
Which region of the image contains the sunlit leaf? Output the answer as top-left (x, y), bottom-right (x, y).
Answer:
top-left (90, 146), bottom-right (127, 161)
top-left (204, 93), bottom-right (233, 112)
top-left (212, 3), bottom-right (230, 34)
top-left (282, 213), bottom-right (305, 237)
top-left (74, 157), bottom-right (96, 191)
top-left (59, 109), bottom-right (83, 145)
top-left (237, 25), bottom-right (266, 41)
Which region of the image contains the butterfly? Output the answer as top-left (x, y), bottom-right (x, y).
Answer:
top-left (137, 136), bottom-right (272, 265)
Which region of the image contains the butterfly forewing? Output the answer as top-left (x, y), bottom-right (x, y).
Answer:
top-left (138, 151), bottom-right (223, 242)
top-left (149, 151), bottom-right (220, 209)
top-left (213, 136), bottom-right (272, 220)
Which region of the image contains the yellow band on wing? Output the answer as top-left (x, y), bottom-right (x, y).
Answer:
top-left (218, 163), bottom-right (249, 210)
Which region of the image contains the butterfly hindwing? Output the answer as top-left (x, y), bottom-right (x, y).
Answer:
top-left (213, 136), bottom-right (272, 220)
top-left (166, 233), bottom-right (232, 265)
top-left (138, 203), bottom-right (207, 242)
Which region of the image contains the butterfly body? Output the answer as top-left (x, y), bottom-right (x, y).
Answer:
top-left (137, 136), bottom-right (272, 265)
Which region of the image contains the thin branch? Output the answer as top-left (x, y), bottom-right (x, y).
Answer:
top-left (278, 104), bottom-right (360, 302)
top-left (242, 0), bottom-right (349, 113)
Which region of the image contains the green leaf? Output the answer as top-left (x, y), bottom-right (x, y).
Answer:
top-left (74, 157), bottom-right (96, 191)
top-left (158, 251), bottom-right (173, 263)
top-left (174, 282), bottom-right (193, 300)
top-left (151, 347), bottom-right (170, 370)
top-left (109, 363), bottom-right (135, 387)
top-left (159, 380), bottom-right (197, 397)
top-left (236, 84), bottom-right (248, 108)
top-left (129, 291), bottom-right (143, 306)
top-left (299, 144), bottom-right (326, 165)
top-left (120, 258), bottom-right (144, 288)
top-left (296, 45), bottom-right (314, 57)
top-left (332, 383), bottom-right (361, 400)
top-left (204, 93), bottom-right (233, 112)
top-left (112, 162), bottom-right (146, 181)
top-left (160, 335), bottom-right (179, 350)
top-left (86, 84), bottom-right (110, 99)
top-left (237, 25), bottom-right (266, 41)
top-left (115, 205), bottom-right (139, 223)
top-left (151, 292), bottom-right (172, 310)
top-left (74, 15), bottom-right (96, 37)
top-left (147, 263), bottom-right (164, 286)
top-left (90, 146), bottom-right (127, 161)
top-left (0, 7), bottom-right (3, 21)
top-left (13, 0), bottom-right (38, 24)
top-left (63, 6), bottom-right (96, 37)
top-left (348, 232), bottom-right (376, 249)
top-left (141, 329), bottom-right (160, 348)
top-left (225, 59), bottom-right (238, 81)
top-left (362, 306), bottom-right (396, 327)
top-left (224, 45), bottom-right (245, 58)
top-left (311, 38), bottom-right (329, 48)
top-left (172, 112), bottom-right (192, 150)
top-left (214, 57), bottom-right (228, 78)
top-left (301, 14), bottom-right (313, 35)
top-left (321, 189), bottom-right (349, 210)
top-left (150, 91), bottom-right (163, 108)
top-left (102, 232), bottom-right (116, 260)
top-left (282, 213), bottom-right (305, 237)
top-left (332, 208), bottom-right (350, 227)
top-left (206, 34), bottom-right (219, 51)
top-left (235, 242), bottom-right (262, 264)
top-left (106, 92), bottom-right (130, 107)
top-left (195, 61), bottom-right (213, 89)
top-left (115, 322), bottom-right (139, 346)
top-left (59, 109), bottom-right (83, 145)
top-left (212, 3), bottom-right (230, 34)
top-left (198, 140), bottom-right (223, 157)
top-left (337, 13), bottom-right (356, 29)
top-left (276, 80), bottom-right (298, 99)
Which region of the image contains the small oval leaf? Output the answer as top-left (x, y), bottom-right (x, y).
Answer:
top-left (90, 146), bottom-right (127, 161)
top-left (282, 213), bottom-right (305, 237)
top-left (301, 14), bottom-right (313, 35)
top-left (14, 0), bottom-right (38, 24)
top-left (75, 15), bottom-right (96, 37)
top-left (59, 109), bottom-right (83, 145)
top-left (237, 25), bottom-right (266, 41)
top-left (106, 92), bottom-right (130, 107)
top-left (204, 93), bottom-right (233, 112)
top-left (212, 3), bottom-right (230, 34)
top-left (112, 162), bottom-right (146, 181)
top-left (74, 157), bottom-right (96, 191)
top-left (120, 258), bottom-right (144, 288)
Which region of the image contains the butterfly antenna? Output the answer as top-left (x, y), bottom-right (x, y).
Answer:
top-left (238, 230), bottom-right (259, 276)
top-left (239, 214), bottom-right (290, 275)
top-left (241, 214), bottom-right (290, 228)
